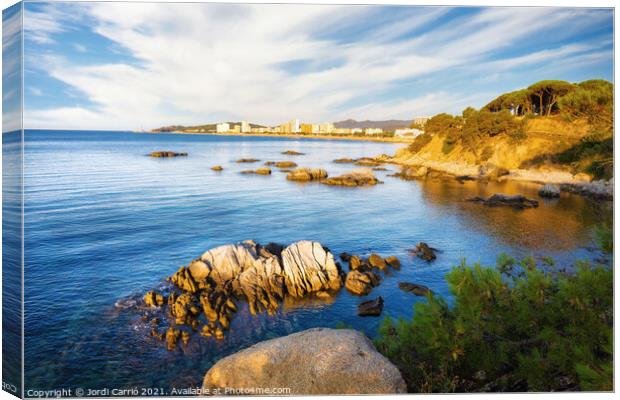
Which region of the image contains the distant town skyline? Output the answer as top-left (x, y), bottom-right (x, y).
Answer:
top-left (16, 2), bottom-right (614, 130)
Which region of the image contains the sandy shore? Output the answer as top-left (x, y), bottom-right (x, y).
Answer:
top-left (141, 130), bottom-right (415, 144)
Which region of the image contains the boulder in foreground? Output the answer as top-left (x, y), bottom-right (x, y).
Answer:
top-left (202, 328), bottom-right (407, 394)
top-left (149, 151), bottom-right (188, 158)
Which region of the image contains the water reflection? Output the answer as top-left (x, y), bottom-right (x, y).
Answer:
top-left (411, 176), bottom-right (611, 251)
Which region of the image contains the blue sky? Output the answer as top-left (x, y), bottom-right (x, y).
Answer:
top-left (19, 2), bottom-right (614, 130)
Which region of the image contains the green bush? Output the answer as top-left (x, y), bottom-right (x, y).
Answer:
top-left (408, 133), bottom-right (433, 153)
top-left (555, 130), bottom-right (613, 179)
top-left (375, 255), bottom-right (612, 392)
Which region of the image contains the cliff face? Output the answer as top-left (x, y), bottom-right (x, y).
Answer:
top-left (391, 117), bottom-right (594, 182)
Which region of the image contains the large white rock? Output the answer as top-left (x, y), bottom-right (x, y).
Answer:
top-left (202, 328), bottom-right (407, 394)
top-left (281, 241), bottom-right (342, 297)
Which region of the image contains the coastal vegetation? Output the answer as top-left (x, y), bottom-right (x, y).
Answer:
top-left (375, 226), bottom-right (613, 392)
top-left (406, 79), bottom-right (613, 179)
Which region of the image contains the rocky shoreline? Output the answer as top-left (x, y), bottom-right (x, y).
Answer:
top-left (377, 152), bottom-right (613, 200)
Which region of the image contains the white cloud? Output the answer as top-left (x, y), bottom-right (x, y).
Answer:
top-left (22, 3), bottom-right (612, 130)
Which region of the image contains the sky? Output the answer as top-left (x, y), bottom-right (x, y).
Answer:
top-left (14, 2), bottom-right (615, 130)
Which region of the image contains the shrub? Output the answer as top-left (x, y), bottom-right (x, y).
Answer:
top-left (408, 133), bottom-right (433, 153)
top-left (375, 255), bottom-right (612, 392)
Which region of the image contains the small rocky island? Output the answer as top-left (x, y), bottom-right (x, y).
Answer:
top-left (149, 151), bottom-right (188, 157)
top-left (141, 240), bottom-right (403, 350)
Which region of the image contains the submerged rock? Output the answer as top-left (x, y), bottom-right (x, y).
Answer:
top-left (467, 193), bottom-right (539, 209)
top-left (211, 165), bottom-right (223, 171)
top-left (236, 158), bottom-right (260, 163)
top-left (286, 168), bottom-right (328, 182)
top-left (323, 169), bottom-right (380, 187)
top-left (149, 151), bottom-right (188, 158)
top-left (282, 150), bottom-right (305, 155)
top-left (333, 158), bottom-right (356, 163)
top-left (399, 282), bottom-right (432, 296)
top-left (202, 328), bottom-right (407, 394)
top-left (538, 184), bottom-right (561, 198)
top-left (358, 296), bottom-right (384, 316)
top-left (409, 242), bottom-right (437, 261)
top-left (144, 291), bottom-right (165, 307)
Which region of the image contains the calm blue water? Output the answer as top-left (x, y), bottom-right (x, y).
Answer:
top-left (22, 130), bottom-right (610, 392)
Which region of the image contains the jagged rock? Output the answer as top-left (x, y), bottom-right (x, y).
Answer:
top-left (236, 158), bottom-right (260, 163)
top-left (281, 241), bottom-right (342, 297)
top-left (144, 291), bottom-right (165, 307)
top-left (166, 327), bottom-right (181, 350)
top-left (282, 150), bottom-right (304, 155)
top-left (349, 255), bottom-right (364, 271)
top-left (538, 184), bottom-right (561, 198)
top-left (323, 169), bottom-right (380, 187)
top-left (345, 270), bottom-right (379, 295)
top-left (358, 296), bottom-right (384, 316)
top-left (202, 328), bottom-right (407, 394)
top-left (368, 253), bottom-right (387, 269)
top-left (149, 151), bottom-right (187, 158)
top-left (409, 242), bottom-right (437, 261)
top-left (181, 330), bottom-right (191, 345)
top-left (399, 282), bottom-right (432, 296)
top-left (385, 256), bottom-right (400, 269)
top-left (171, 293), bottom-right (198, 325)
top-left (286, 168), bottom-right (328, 181)
top-left (467, 193), bottom-right (539, 209)
top-left (171, 266), bottom-right (199, 293)
top-left (211, 165), bottom-right (223, 171)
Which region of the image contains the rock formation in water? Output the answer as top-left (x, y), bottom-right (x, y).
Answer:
top-left (264, 161), bottom-right (297, 168)
top-left (211, 165), bottom-right (223, 171)
top-left (358, 296), bottom-right (384, 316)
top-left (399, 282), bottom-right (432, 296)
top-left (409, 242), bottom-right (437, 261)
top-left (322, 169), bottom-right (380, 187)
top-left (202, 328), bottom-right (407, 394)
top-left (467, 193), bottom-right (539, 209)
top-left (241, 167), bottom-right (272, 175)
top-left (149, 151), bottom-right (188, 158)
top-left (236, 158), bottom-right (260, 163)
top-left (538, 183), bottom-right (561, 198)
top-left (282, 150), bottom-right (305, 155)
top-left (286, 168), bottom-right (328, 182)
top-left (145, 240), bottom-right (345, 348)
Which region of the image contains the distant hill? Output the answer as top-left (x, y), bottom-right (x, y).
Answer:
top-left (334, 119), bottom-right (414, 130)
